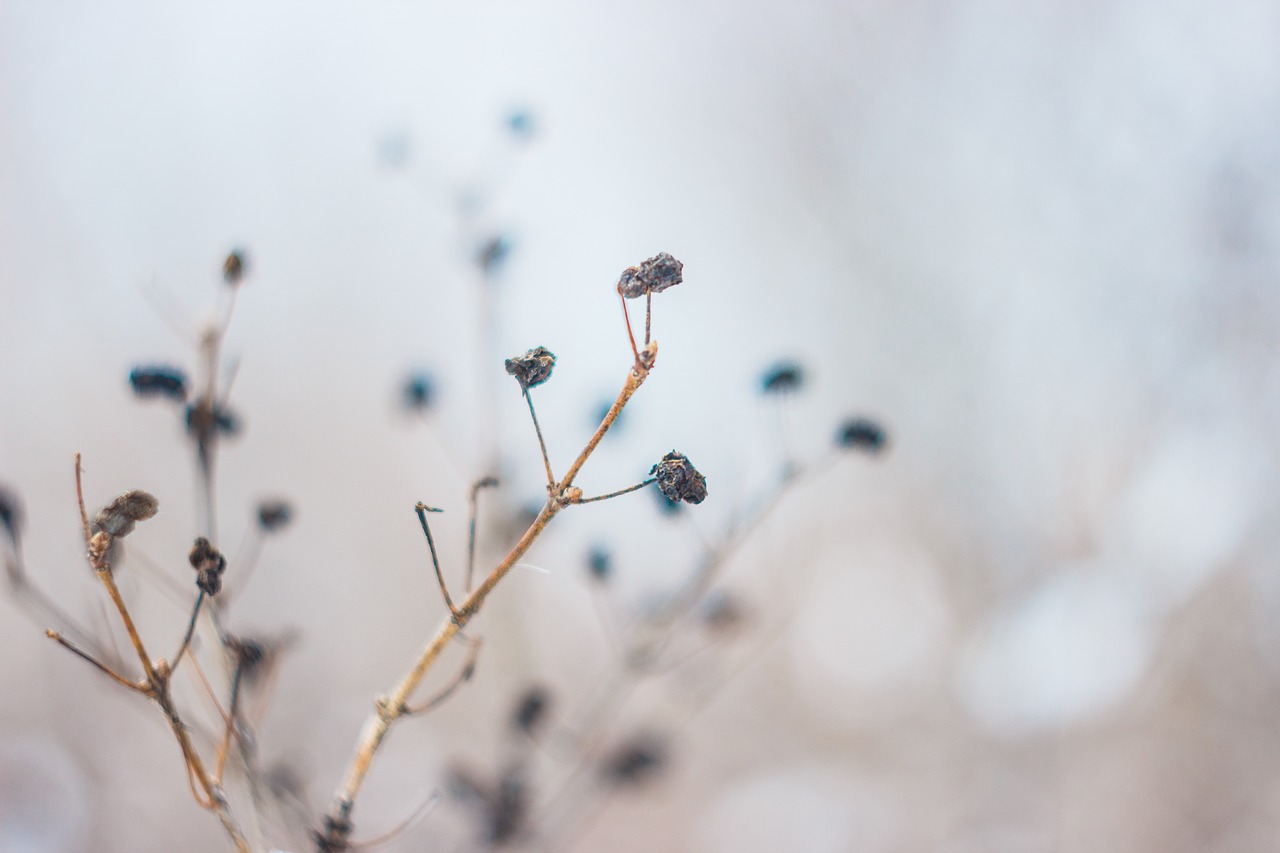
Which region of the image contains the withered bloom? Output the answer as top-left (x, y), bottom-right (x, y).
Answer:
top-left (650, 451), bottom-right (707, 505)
top-left (402, 373), bottom-right (435, 411)
top-left (760, 362), bottom-right (804, 394)
top-left (512, 685), bottom-right (551, 736)
top-left (836, 417), bottom-right (887, 453)
top-left (94, 491), bottom-right (159, 538)
top-left (223, 250), bottom-right (247, 285)
top-left (256, 500), bottom-right (293, 533)
top-left (129, 366), bottom-right (189, 402)
top-left (504, 346), bottom-right (556, 390)
top-left (189, 537), bottom-right (227, 596)
top-left (616, 252), bottom-right (683, 299)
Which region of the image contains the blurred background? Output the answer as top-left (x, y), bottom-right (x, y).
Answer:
top-left (3, 1), bottom-right (1280, 851)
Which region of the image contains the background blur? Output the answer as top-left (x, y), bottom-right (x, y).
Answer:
top-left (4, 2), bottom-right (1280, 851)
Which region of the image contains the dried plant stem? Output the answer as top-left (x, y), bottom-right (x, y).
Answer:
top-left (574, 478), bottom-right (656, 504)
top-left (324, 356), bottom-right (652, 840)
top-left (171, 589), bottom-right (206, 670)
top-left (465, 477), bottom-right (499, 592)
top-left (524, 390), bottom-right (556, 488)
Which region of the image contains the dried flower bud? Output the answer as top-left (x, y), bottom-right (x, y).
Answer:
top-left (94, 490), bottom-right (159, 538)
top-left (129, 366), bottom-right (189, 402)
top-left (256, 500), bottom-right (293, 533)
top-left (586, 546), bottom-right (612, 582)
top-left (314, 813), bottom-right (353, 853)
top-left (186, 399), bottom-right (242, 439)
top-left (602, 734), bottom-right (666, 787)
top-left (616, 252), bottom-right (683, 299)
top-left (512, 686), bottom-right (551, 736)
top-left (650, 451), bottom-right (707, 505)
top-left (223, 250), bottom-right (247, 285)
top-left (836, 417), bottom-right (887, 453)
top-left (504, 346), bottom-right (556, 390)
top-left (760, 361), bottom-right (804, 395)
top-left (189, 537), bottom-right (227, 596)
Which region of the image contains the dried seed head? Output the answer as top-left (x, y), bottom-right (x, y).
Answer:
top-left (476, 235), bottom-right (513, 276)
top-left (188, 537), bottom-right (227, 596)
top-left (602, 734), bottom-right (667, 787)
top-left (760, 361), bottom-right (804, 395)
top-left (504, 346), bottom-right (556, 390)
top-left (129, 366), bottom-right (189, 402)
top-left (223, 250), bottom-right (247, 286)
top-left (616, 252), bottom-right (683, 299)
top-left (186, 399), bottom-right (242, 439)
top-left (650, 451), bottom-right (707, 505)
top-left (506, 109), bottom-right (536, 140)
top-left (836, 417), bottom-right (887, 453)
top-left (314, 813), bottom-right (353, 853)
top-left (256, 500), bottom-right (293, 533)
top-left (94, 490), bottom-right (159, 538)
top-left (512, 686), bottom-right (552, 736)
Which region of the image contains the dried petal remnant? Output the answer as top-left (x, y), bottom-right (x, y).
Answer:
top-left (94, 490), bottom-right (159, 538)
top-left (504, 346), bottom-right (556, 390)
top-left (650, 451), bottom-right (707, 505)
top-left (616, 252), bottom-right (683, 299)
top-left (189, 537), bottom-right (227, 596)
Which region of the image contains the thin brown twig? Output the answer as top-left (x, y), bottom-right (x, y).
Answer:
top-left (465, 477), bottom-right (499, 592)
top-left (171, 589), bottom-right (206, 672)
top-left (45, 630), bottom-right (148, 694)
top-left (415, 503), bottom-right (459, 619)
top-left (400, 639), bottom-right (483, 716)
top-left (573, 478), bottom-right (656, 504)
top-left (523, 389), bottom-right (556, 489)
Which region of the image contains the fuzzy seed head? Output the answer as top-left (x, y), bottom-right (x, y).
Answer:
top-left (94, 490), bottom-right (159, 538)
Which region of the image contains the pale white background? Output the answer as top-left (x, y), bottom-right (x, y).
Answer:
top-left (3, 2), bottom-right (1280, 852)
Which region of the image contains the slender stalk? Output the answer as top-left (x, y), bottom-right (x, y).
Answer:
top-left (45, 630), bottom-right (147, 694)
top-left (415, 503), bottom-right (458, 618)
top-left (644, 291), bottom-right (652, 346)
top-left (465, 477), bottom-right (498, 592)
top-left (171, 590), bottom-right (206, 671)
top-left (523, 390), bottom-right (556, 488)
top-left (574, 478), bottom-right (655, 505)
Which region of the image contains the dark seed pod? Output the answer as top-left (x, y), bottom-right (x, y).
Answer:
top-left (402, 373), bottom-right (435, 411)
top-left (223, 250), bottom-right (247, 286)
top-left (189, 537), bottom-right (227, 596)
top-left (512, 686), bottom-right (551, 736)
top-left (186, 400), bottom-right (242, 439)
top-left (650, 451), bottom-right (707, 505)
top-left (602, 734), bottom-right (666, 787)
top-left (759, 362), bottom-right (804, 395)
top-left (586, 546), bottom-right (612, 582)
top-left (94, 491), bottom-right (159, 538)
top-left (129, 366), bottom-right (189, 402)
top-left (616, 252), bottom-right (683, 299)
top-left (836, 417), bottom-right (887, 453)
top-left (256, 500), bottom-right (293, 533)
top-left (504, 346), bottom-right (556, 390)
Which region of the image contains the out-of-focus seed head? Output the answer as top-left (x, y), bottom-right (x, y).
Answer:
top-left (506, 110), bottom-right (536, 140)
top-left (650, 451), bottom-right (707, 505)
top-left (616, 252), bottom-right (684, 299)
top-left (223, 250), bottom-right (247, 286)
top-left (476, 235), bottom-right (513, 276)
top-left (186, 399), bottom-right (243, 440)
top-left (0, 486), bottom-right (22, 546)
top-left (512, 686), bottom-right (552, 736)
top-left (699, 590), bottom-right (748, 634)
top-left (601, 734), bottom-right (667, 787)
top-left (836, 417), bottom-right (887, 453)
top-left (129, 366), bottom-right (189, 403)
top-left (504, 346), bottom-right (556, 390)
top-left (402, 373), bottom-right (435, 412)
top-left (314, 814), bottom-right (353, 853)
top-left (256, 500), bottom-right (293, 533)
top-left (586, 546), bottom-right (612, 583)
top-left (760, 361), bottom-right (804, 395)
top-left (189, 537), bottom-right (227, 596)
top-left (94, 490), bottom-right (159, 538)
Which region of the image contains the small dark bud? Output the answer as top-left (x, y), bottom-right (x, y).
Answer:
top-left (402, 373), bottom-right (435, 411)
top-left (504, 346), bottom-right (556, 390)
top-left (586, 546), bottom-right (612, 582)
top-left (228, 635), bottom-right (269, 684)
top-left (512, 686), bottom-right (552, 736)
top-left (0, 487), bottom-right (23, 546)
top-left (616, 252), bottom-right (683, 299)
top-left (223, 250), bottom-right (247, 286)
top-left (256, 500), bottom-right (293, 533)
top-left (476, 235), bottom-right (513, 276)
top-left (129, 366), bottom-right (189, 402)
top-left (836, 417), bottom-right (887, 453)
top-left (314, 813), bottom-right (353, 853)
top-left (188, 537), bottom-right (227, 596)
top-left (506, 110), bottom-right (536, 139)
top-left (759, 362), bottom-right (804, 395)
top-left (650, 451), bottom-right (707, 505)
top-left (602, 735), bottom-right (666, 787)
top-left (94, 491), bottom-right (159, 538)
top-left (186, 400), bottom-right (242, 439)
